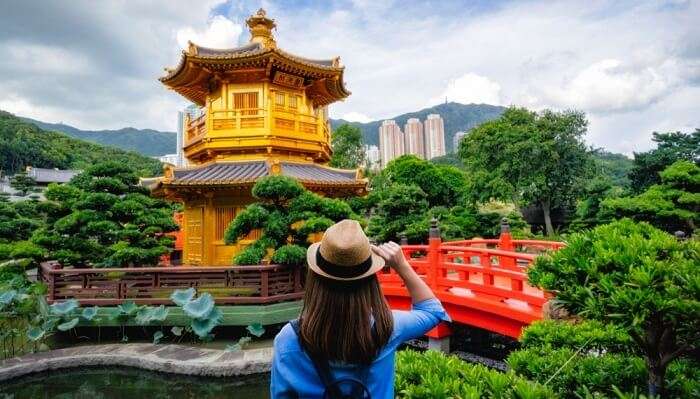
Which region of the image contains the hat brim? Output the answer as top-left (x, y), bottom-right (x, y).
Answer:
top-left (306, 242), bottom-right (386, 281)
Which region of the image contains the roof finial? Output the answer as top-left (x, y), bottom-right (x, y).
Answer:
top-left (246, 8), bottom-right (277, 48)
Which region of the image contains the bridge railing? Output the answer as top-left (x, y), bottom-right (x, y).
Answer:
top-left (39, 261), bottom-right (304, 306)
top-left (378, 218), bottom-right (563, 337)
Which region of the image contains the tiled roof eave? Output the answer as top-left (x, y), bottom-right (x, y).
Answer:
top-left (160, 48), bottom-right (344, 83)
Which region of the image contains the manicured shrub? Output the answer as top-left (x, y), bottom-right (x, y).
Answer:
top-left (271, 245), bottom-right (306, 266)
top-left (251, 175), bottom-right (305, 205)
top-left (521, 320), bottom-right (632, 353)
top-left (395, 349), bottom-right (556, 398)
top-left (528, 219), bottom-right (699, 397)
top-left (507, 346), bottom-right (699, 399)
top-left (225, 176), bottom-right (358, 266)
top-left (508, 346), bottom-right (647, 398)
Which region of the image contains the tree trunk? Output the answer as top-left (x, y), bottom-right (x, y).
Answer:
top-left (648, 363), bottom-right (666, 398)
top-left (542, 200), bottom-right (554, 236)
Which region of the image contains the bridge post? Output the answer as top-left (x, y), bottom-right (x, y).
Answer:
top-left (428, 218), bottom-right (441, 289)
top-left (498, 218), bottom-right (516, 269)
top-left (427, 218), bottom-right (451, 352)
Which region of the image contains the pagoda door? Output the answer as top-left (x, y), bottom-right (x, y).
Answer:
top-left (184, 206), bottom-right (204, 265)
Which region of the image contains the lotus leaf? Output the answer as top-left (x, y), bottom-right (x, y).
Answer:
top-left (49, 299), bottom-right (78, 316)
top-left (183, 293), bottom-right (215, 319)
top-left (81, 306), bottom-right (99, 321)
top-left (27, 326), bottom-right (45, 341)
top-left (171, 326), bottom-right (183, 336)
top-left (42, 317), bottom-right (58, 331)
top-left (117, 300), bottom-right (140, 316)
top-left (246, 322), bottom-right (265, 337)
top-left (0, 290), bottom-right (17, 306)
top-left (152, 330), bottom-right (164, 344)
top-left (135, 307), bottom-right (154, 325)
top-left (170, 287), bottom-right (196, 306)
top-left (150, 305), bottom-right (169, 322)
top-left (191, 307), bottom-right (222, 338)
top-left (57, 317), bottom-right (79, 331)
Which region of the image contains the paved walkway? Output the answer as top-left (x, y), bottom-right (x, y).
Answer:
top-left (0, 344), bottom-right (272, 382)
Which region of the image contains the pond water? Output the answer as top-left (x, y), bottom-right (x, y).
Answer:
top-left (0, 367), bottom-right (270, 399)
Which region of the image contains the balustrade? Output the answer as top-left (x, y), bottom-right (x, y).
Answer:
top-left (40, 262), bottom-right (304, 306)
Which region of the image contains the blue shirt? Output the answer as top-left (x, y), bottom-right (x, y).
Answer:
top-left (270, 298), bottom-right (450, 399)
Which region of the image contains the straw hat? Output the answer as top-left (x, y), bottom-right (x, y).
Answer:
top-left (307, 219), bottom-right (385, 281)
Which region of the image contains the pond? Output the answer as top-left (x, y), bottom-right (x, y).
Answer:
top-left (0, 367), bottom-right (270, 399)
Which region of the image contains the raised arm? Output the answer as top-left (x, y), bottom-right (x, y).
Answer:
top-left (372, 242), bottom-right (434, 304)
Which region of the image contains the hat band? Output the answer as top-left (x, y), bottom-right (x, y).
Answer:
top-left (316, 250), bottom-right (373, 279)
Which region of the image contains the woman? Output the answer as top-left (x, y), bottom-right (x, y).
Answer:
top-left (271, 220), bottom-right (449, 398)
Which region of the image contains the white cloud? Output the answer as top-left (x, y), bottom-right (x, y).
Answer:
top-left (541, 58), bottom-right (682, 113)
top-left (1, 0), bottom-right (699, 155)
top-left (428, 73), bottom-right (502, 106)
top-left (341, 112), bottom-right (372, 123)
top-left (176, 15), bottom-right (243, 49)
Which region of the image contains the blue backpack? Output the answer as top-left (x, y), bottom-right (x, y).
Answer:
top-left (290, 319), bottom-right (372, 399)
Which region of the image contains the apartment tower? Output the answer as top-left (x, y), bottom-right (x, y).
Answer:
top-left (378, 120), bottom-right (404, 167)
top-left (424, 114), bottom-right (446, 159)
top-left (404, 118), bottom-right (426, 159)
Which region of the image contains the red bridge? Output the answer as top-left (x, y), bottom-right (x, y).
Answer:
top-left (380, 220), bottom-right (564, 342)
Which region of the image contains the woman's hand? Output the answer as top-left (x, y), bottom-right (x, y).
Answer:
top-left (371, 242), bottom-right (409, 272)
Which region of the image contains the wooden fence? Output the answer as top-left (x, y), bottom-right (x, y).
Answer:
top-left (40, 262), bottom-right (304, 306)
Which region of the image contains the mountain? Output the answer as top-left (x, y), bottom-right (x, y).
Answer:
top-left (21, 117), bottom-right (176, 157)
top-left (0, 111), bottom-right (163, 176)
top-left (330, 102), bottom-right (506, 152)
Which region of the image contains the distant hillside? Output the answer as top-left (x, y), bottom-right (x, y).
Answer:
top-left (592, 150), bottom-right (634, 188)
top-left (22, 117), bottom-right (176, 157)
top-left (331, 102), bottom-right (506, 152)
top-left (0, 111), bottom-right (162, 176)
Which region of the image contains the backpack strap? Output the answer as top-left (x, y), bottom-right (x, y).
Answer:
top-left (290, 319), bottom-right (375, 399)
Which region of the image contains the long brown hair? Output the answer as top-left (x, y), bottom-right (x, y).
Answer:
top-left (299, 272), bottom-right (394, 365)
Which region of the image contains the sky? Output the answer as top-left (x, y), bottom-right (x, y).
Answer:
top-left (1, 0), bottom-right (698, 155)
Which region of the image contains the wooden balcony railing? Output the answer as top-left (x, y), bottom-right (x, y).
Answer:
top-left (40, 262), bottom-right (304, 306)
top-left (185, 113), bottom-right (206, 145)
top-left (185, 108), bottom-right (328, 146)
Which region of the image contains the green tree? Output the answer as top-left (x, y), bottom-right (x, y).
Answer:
top-left (0, 202), bottom-right (41, 243)
top-left (9, 171), bottom-right (38, 197)
top-left (31, 162), bottom-right (177, 267)
top-left (528, 219), bottom-right (699, 397)
top-left (460, 107), bottom-right (593, 236)
top-left (381, 155), bottom-right (468, 208)
top-left (591, 149), bottom-right (634, 188)
top-left (568, 176), bottom-right (619, 231)
top-left (329, 124), bottom-right (365, 169)
top-left (224, 176), bottom-right (356, 265)
top-left (366, 184), bottom-right (429, 243)
top-left (630, 129), bottom-right (700, 193)
top-left (602, 160), bottom-right (699, 234)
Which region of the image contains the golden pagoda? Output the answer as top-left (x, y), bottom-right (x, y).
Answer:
top-left (150, 9), bottom-right (367, 266)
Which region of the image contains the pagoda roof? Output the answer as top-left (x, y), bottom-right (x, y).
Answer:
top-left (145, 160), bottom-right (365, 195)
top-left (160, 10), bottom-right (350, 107)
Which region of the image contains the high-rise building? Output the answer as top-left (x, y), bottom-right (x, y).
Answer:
top-left (404, 118), bottom-right (425, 159)
top-left (364, 145), bottom-right (380, 171)
top-left (173, 104), bottom-right (203, 167)
top-left (452, 131), bottom-right (467, 153)
top-left (424, 114), bottom-right (446, 159)
top-left (378, 120), bottom-right (404, 167)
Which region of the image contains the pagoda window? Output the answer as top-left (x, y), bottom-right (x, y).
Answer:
top-left (289, 95), bottom-right (299, 109)
top-left (214, 206), bottom-right (237, 241)
top-left (275, 92), bottom-right (285, 107)
top-left (233, 92), bottom-right (258, 116)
